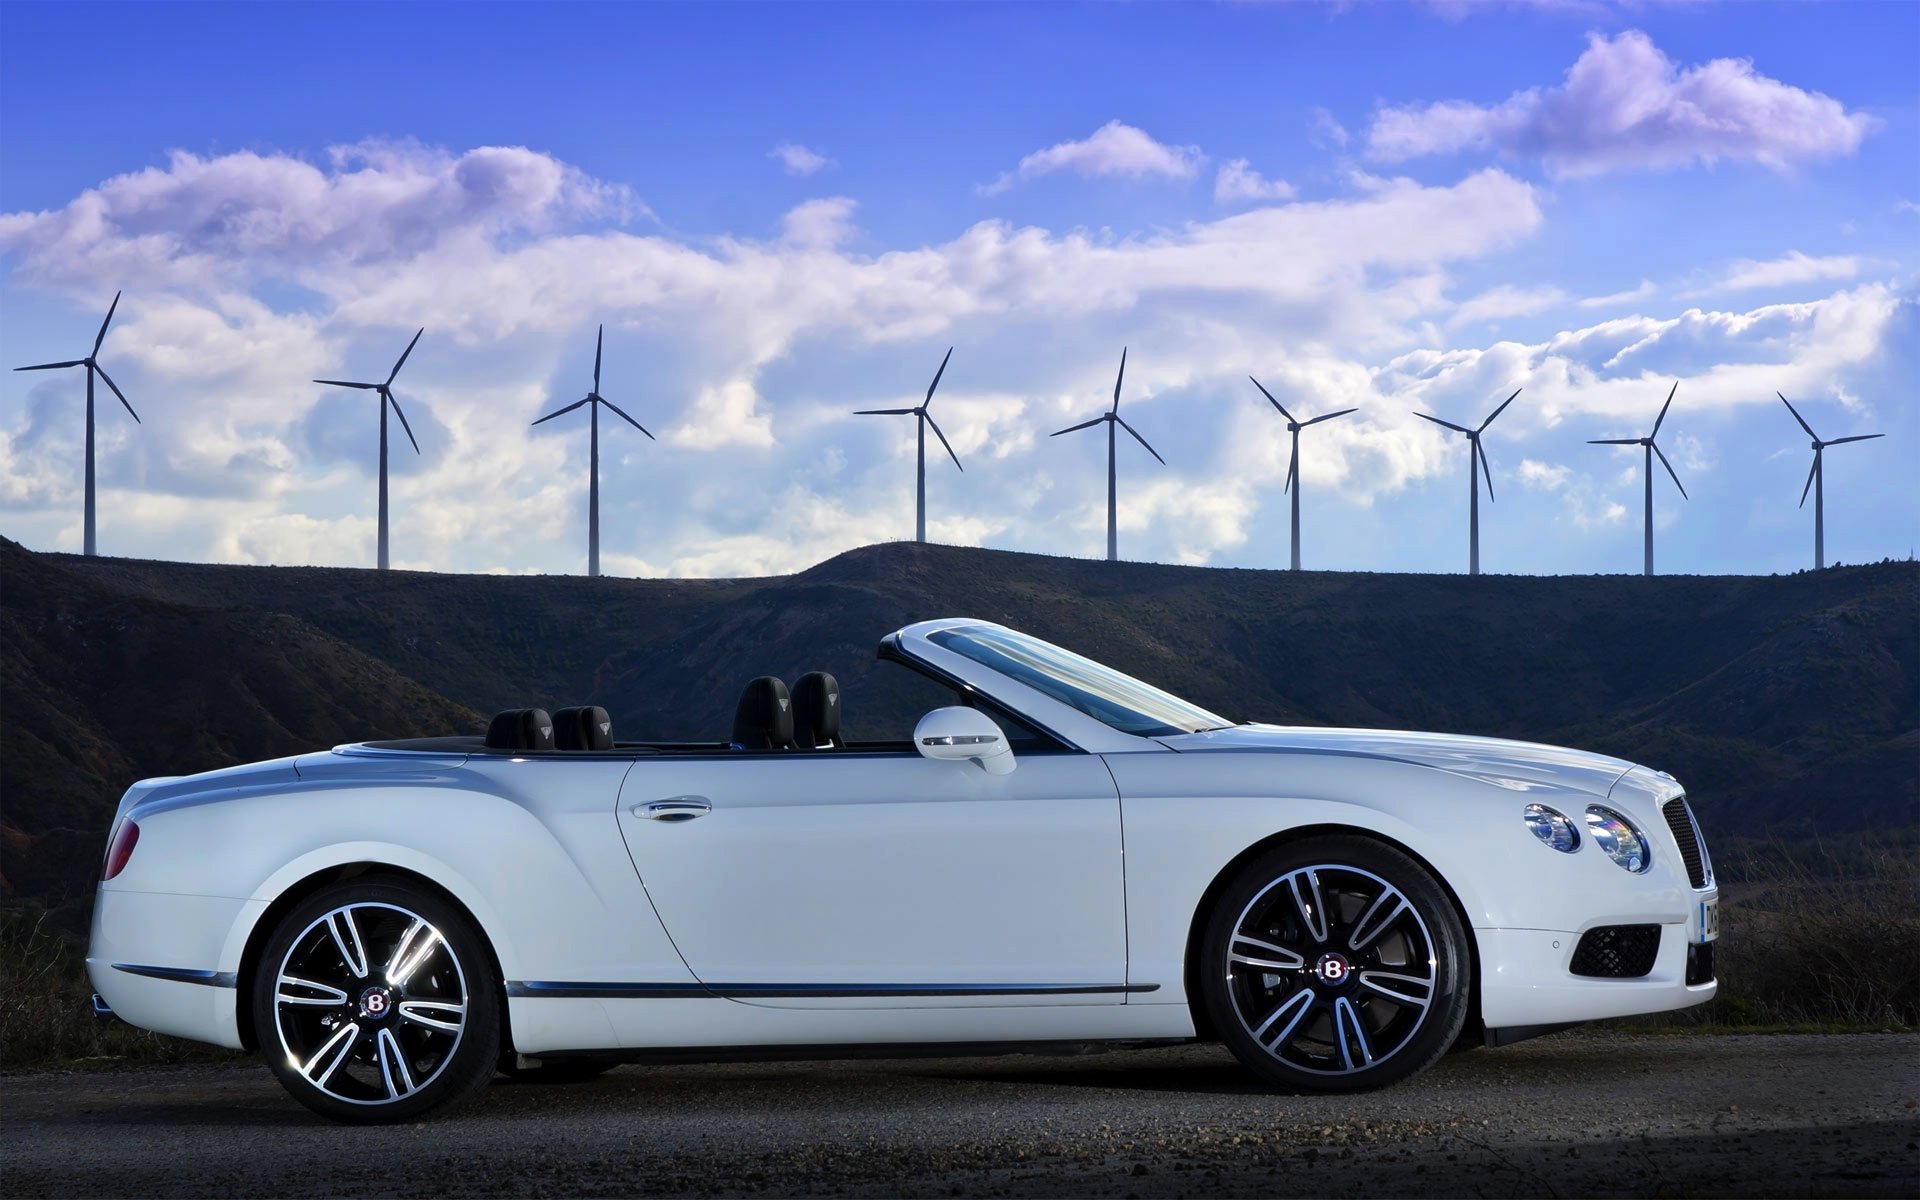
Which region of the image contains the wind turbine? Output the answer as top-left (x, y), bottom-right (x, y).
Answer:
top-left (1588, 382), bottom-right (1686, 577)
top-left (1779, 392), bottom-right (1883, 570)
top-left (14, 291), bottom-right (139, 556)
top-left (1052, 348), bottom-right (1164, 562)
top-left (1248, 377), bottom-right (1356, 571)
top-left (1415, 387), bottom-right (1522, 576)
top-left (532, 325), bottom-right (655, 577)
top-left (854, 347), bottom-right (959, 544)
top-left (314, 329), bottom-right (425, 571)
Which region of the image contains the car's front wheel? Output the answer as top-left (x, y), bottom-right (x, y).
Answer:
top-left (252, 878), bottom-right (501, 1123)
top-left (1200, 835), bottom-right (1470, 1092)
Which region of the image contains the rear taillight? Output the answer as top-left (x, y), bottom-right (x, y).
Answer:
top-left (102, 819), bottom-right (140, 881)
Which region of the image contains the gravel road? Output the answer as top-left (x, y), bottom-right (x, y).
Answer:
top-left (3, 1032), bottom-right (1915, 1197)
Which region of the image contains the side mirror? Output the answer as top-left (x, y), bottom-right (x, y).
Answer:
top-left (913, 707), bottom-right (1016, 776)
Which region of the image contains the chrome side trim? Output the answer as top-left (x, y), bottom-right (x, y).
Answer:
top-left (506, 980), bottom-right (1159, 1000)
top-left (111, 963), bottom-right (239, 988)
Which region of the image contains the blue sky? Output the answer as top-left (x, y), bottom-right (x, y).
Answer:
top-left (2, 0), bottom-right (1915, 577)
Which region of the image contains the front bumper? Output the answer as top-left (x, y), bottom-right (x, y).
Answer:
top-left (1477, 896), bottom-right (1717, 1029)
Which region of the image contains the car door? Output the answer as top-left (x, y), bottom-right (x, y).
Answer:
top-left (614, 748), bottom-right (1128, 1008)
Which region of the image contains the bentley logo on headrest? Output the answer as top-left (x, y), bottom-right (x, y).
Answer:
top-left (778, 698), bottom-right (789, 711)
top-left (828, 694), bottom-right (838, 706)
top-left (598, 722), bottom-right (611, 734)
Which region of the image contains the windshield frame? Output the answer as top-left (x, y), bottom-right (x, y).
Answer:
top-left (924, 624), bottom-right (1232, 738)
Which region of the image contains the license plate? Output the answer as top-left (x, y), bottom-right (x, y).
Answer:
top-left (1696, 897), bottom-right (1719, 943)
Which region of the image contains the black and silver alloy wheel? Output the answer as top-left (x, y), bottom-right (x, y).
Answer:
top-left (1201, 836), bottom-right (1469, 1092)
top-left (253, 879), bottom-right (500, 1123)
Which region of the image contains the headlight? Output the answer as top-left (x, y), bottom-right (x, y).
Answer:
top-left (1585, 806), bottom-right (1651, 873)
top-left (1523, 803), bottom-right (1580, 853)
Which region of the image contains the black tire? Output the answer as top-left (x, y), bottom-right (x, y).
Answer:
top-left (252, 878), bottom-right (502, 1123)
top-left (497, 1055), bottom-right (620, 1083)
top-left (1199, 835), bottom-right (1470, 1093)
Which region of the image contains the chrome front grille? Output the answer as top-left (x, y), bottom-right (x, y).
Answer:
top-left (1662, 796), bottom-right (1711, 889)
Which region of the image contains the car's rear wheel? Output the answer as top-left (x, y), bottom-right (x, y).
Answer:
top-left (1200, 835), bottom-right (1470, 1092)
top-left (252, 878), bottom-right (501, 1123)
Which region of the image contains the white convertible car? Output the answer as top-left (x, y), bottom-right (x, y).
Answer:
top-left (89, 619), bottom-right (1718, 1123)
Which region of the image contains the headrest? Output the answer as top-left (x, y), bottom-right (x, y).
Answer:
top-left (731, 677), bottom-right (794, 750)
top-left (485, 708), bottom-right (555, 752)
top-left (553, 706), bottom-right (614, 751)
top-left (792, 672), bottom-right (841, 748)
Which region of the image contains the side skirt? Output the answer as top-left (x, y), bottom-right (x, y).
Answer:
top-left (523, 1037), bottom-right (1200, 1065)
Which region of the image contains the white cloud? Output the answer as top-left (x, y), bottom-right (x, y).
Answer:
top-left (1214, 159), bottom-right (1297, 205)
top-left (1447, 283), bottom-right (1569, 328)
top-left (1367, 30), bottom-right (1874, 177)
top-left (770, 143), bottom-right (834, 177)
top-left (780, 197), bottom-right (860, 249)
top-left (1516, 459), bottom-right (1571, 490)
top-left (1578, 280), bottom-right (1658, 309)
top-left (1310, 107), bottom-right (1351, 150)
top-left (981, 121), bottom-right (1205, 195)
top-left (1690, 250), bottom-right (1860, 296)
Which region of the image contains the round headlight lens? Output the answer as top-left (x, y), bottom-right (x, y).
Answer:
top-left (1524, 803), bottom-right (1580, 853)
top-left (1585, 806), bottom-right (1651, 873)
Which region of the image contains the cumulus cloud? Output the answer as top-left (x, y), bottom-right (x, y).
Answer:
top-left (1367, 31), bottom-right (1874, 177)
top-left (1578, 280), bottom-right (1657, 309)
top-left (770, 142), bottom-right (834, 176)
top-left (1309, 107), bottom-right (1351, 150)
top-left (1447, 283), bottom-right (1569, 328)
top-left (1516, 458), bottom-right (1571, 490)
top-left (1214, 159), bottom-right (1297, 205)
top-left (981, 121), bottom-right (1205, 195)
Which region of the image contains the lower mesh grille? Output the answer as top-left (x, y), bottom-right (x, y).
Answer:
top-left (1663, 797), bottom-right (1710, 888)
top-left (1570, 924), bottom-right (1661, 978)
top-left (1686, 942), bottom-right (1716, 986)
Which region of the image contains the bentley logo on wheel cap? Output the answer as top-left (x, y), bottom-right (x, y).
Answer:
top-left (359, 987), bottom-right (393, 1018)
top-left (1313, 952), bottom-right (1352, 985)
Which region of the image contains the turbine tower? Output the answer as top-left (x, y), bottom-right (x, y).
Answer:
top-left (1248, 377), bottom-right (1356, 571)
top-left (532, 325), bottom-right (655, 577)
top-left (854, 347), bottom-right (960, 544)
top-left (1052, 348), bottom-right (1164, 562)
top-left (1588, 382), bottom-right (1686, 577)
top-left (314, 329), bottom-right (425, 571)
top-left (1779, 391), bottom-right (1883, 570)
top-left (1415, 388), bottom-right (1522, 576)
top-left (14, 291), bottom-right (140, 556)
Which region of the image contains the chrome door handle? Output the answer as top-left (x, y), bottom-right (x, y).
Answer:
top-left (638, 797), bottom-right (711, 822)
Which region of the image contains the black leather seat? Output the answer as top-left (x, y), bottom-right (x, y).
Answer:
top-left (792, 671), bottom-right (841, 749)
top-left (731, 677), bottom-right (796, 750)
top-left (553, 706), bottom-right (614, 751)
top-left (485, 708), bottom-right (555, 751)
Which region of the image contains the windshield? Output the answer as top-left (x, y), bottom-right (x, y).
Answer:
top-left (926, 625), bottom-right (1231, 737)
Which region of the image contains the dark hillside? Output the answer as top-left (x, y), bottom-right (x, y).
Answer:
top-left (0, 541), bottom-right (480, 902)
top-left (7, 540), bottom-right (1915, 904)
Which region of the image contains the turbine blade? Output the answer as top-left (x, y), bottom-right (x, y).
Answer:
top-left (1477, 439), bottom-right (1494, 503)
top-left (593, 325), bottom-right (603, 392)
top-left (1112, 347), bottom-right (1126, 412)
top-left (92, 363), bottom-right (140, 423)
top-left (598, 396), bottom-right (655, 440)
top-left (853, 407), bottom-right (916, 416)
top-left (1304, 407), bottom-right (1358, 426)
top-left (1778, 392), bottom-right (1817, 440)
top-left (1652, 441), bottom-right (1686, 499)
top-left (1588, 438), bottom-right (1638, 445)
top-left (531, 397), bottom-right (592, 426)
top-left (1283, 439), bottom-right (1297, 494)
top-left (925, 346), bottom-right (953, 405)
top-left (387, 391), bottom-right (421, 454)
top-left (924, 413), bottom-right (962, 472)
top-left (1650, 380), bottom-right (1677, 438)
top-left (1798, 453), bottom-right (1818, 508)
top-left (1479, 387), bottom-right (1522, 432)
top-left (1117, 415), bottom-right (1165, 465)
top-left (1825, 433), bottom-right (1884, 446)
top-left (386, 328), bottom-right (424, 386)
top-left (1051, 416), bottom-right (1105, 436)
top-left (1248, 376), bottom-right (1295, 422)
top-left (314, 378), bottom-right (378, 390)
top-left (15, 360), bottom-right (85, 371)
top-left (93, 291), bottom-right (121, 356)
top-left (1418, 412), bottom-right (1472, 434)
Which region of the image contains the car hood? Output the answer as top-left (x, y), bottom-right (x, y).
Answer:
top-left (1155, 724), bottom-right (1638, 798)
